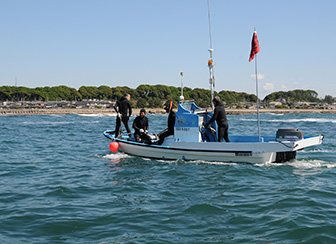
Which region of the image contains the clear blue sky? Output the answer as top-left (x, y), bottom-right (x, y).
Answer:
top-left (1, 0), bottom-right (335, 99)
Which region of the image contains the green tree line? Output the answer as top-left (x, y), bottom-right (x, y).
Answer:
top-left (0, 85), bottom-right (334, 108)
top-left (263, 89), bottom-right (320, 103)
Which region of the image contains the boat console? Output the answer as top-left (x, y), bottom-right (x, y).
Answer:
top-left (175, 102), bottom-right (217, 142)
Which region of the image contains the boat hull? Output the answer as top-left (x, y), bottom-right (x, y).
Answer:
top-left (109, 134), bottom-right (323, 164)
top-left (118, 140), bottom-right (275, 163)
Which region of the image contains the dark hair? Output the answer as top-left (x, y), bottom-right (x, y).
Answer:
top-left (140, 108), bottom-right (146, 114)
top-left (212, 96), bottom-right (220, 106)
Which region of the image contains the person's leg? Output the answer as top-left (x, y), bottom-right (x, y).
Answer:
top-left (217, 126), bottom-right (224, 142)
top-left (223, 124), bottom-right (230, 142)
top-left (115, 117), bottom-right (121, 136)
top-left (157, 131), bottom-right (169, 145)
top-left (134, 133), bottom-right (141, 142)
top-left (143, 134), bottom-right (152, 144)
top-left (122, 116), bottom-right (131, 134)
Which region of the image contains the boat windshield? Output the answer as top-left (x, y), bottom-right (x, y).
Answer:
top-left (180, 102), bottom-right (201, 112)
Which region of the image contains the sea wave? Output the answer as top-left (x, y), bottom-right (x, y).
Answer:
top-left (77, 113), bottom-right (116, 117)
top-left (259, 159), bottom-right (336, 170)
top-left (240, 118), bottom-right (336, 123)
top-left (2, 112), bottom-right (336, 244)
top-left (288, 159), bottom-right (332, 168)
top-left (263, 112), bottom-right (285, 116)
top-left (271, 118), bottom-right (336, 123)
top-left (189, 160), bottom-right (239, 166)
top-left (301, 148), bottom-right (335, 153)
top-left (101, 152), bottom-right (132, 160)
top-left (22, 121), bottom-right (100, 125)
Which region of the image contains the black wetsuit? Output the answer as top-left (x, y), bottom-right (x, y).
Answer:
top-left (158, 110), bottom-right (176, 145)
top-left (132, 115), bottom-right (151, 143)
top-left (114, 96), bottom-right (132, 136)
top-left (206, 102), bottom-right (229, 142)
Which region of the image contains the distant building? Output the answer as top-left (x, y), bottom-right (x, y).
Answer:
top-left (269, 101), bottom-right (282, 109)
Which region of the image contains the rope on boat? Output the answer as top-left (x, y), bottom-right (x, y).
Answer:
top-left (276, 140), bottom-right (298, 149)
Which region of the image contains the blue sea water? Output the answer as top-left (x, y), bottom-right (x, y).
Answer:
top-left (1, 112), bottom-right (336, 243)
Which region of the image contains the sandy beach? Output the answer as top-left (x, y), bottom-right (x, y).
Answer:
top-left (1, 108), bottom-right (336, 116)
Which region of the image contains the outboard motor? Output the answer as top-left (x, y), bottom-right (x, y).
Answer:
top-left (276, 128), bottom-right (303, 141)
top-left (275, 128), bottom-right (303, 163)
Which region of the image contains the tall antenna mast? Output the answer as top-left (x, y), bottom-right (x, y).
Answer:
top-left (207, 0), bottom-right (215, 110)
top-left (180, 71), bottom-right (184, 101)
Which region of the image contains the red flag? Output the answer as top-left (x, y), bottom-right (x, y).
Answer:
top-left (249, 31), bottom-right (260, 62)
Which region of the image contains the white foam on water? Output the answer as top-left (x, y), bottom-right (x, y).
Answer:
top-left (300, 148), bottom-right (334, 153)
top-left (270, 118), bottom-right (336, 123)
top-left (259, 159), bottom-right (336, 170)
top-left (201, 161), bottom-right (239, 166)
top-left (77, 113), bottom-right (116, 117)
top-left (181, 160), bottom-right (239, 166)
top-left (141, 157), bottom-right (153, 161)
top-left (154, 159), bottom-right (238, 165)
top-left (268, 113), bottom-right (284, 116)
top-left (22, 120), bottom-right (100, 125)
top-left (102, 152), bottom-right (132, 160)
top-left (240, 117), bottom-right (336, 123)
top-left (288, 159), bottom-right (325, 168)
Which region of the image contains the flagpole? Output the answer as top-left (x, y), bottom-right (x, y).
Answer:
top-left (249, 28), bottom-right (261, 142)
top-left (255, 54), bottom-right (261, 142)
top-left (180, 72), bottom-right (184, 101)
top-left (207, 0), bottom-right (215, 110)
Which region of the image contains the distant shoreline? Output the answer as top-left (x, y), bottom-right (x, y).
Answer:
top-left (1, 108), bottom-right (336, 116)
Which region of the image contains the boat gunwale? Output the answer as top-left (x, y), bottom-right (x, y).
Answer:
top-left (115, 138), bottom-right (254, 154)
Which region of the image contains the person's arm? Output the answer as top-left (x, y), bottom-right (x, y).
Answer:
top-left (145, 117), bottom-right (149, 131)
top-left (133, 117), bottom-right (140, 131)
top-left (205, 108), bottom-right (218, 126)
top-left (128, 101), bottom-right (132, 117)
top-left (114, 101), bottom-right (119, 113)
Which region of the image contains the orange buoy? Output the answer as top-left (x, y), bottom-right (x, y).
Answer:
top-left (109, 141), bottom-right (119, 152)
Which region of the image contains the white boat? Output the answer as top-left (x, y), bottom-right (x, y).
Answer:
top-left (104, 1), bottom-right (323, 164)
top-left (104, 101), bottom-right (323, 164)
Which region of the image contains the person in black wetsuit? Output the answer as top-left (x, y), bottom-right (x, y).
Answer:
top-left (157, 101), bottom-right (176, 145)
top-left (204, 96), bottom-right (230, 142)
top-left (114, 93), bottom-right (132, 137)
top-left (132, 108), bottom-right (152, 144)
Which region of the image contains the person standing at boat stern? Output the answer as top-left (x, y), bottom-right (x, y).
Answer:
top-left (132, 108), bottom-right (152, 144)
top-left (157, 101), bottom-right (176, 145)
top-left (114, 93), bottom-right (132, 137)
top-left (204, 96), bottom-right (230, 142)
